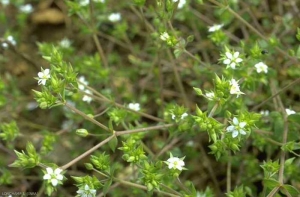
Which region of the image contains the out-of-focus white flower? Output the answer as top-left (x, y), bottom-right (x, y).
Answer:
top-left (223, 51), bottom-right (243, 69)
top-left (208, 24), bottom-right (224, 32)
top-left (20, 4), bottom-right (33, 13)
top-left (82, 89), bottom-right (93, 103)
top-left (160, 32), bottom-right (170, 41)
top-left (43, 167), bottom-right (63, 187)
top-left (229, 79), bottom-right (244, 98)
top-left (286, 108), bottom-right (296, 116)
top-left (260, 110), bottom-right (269, 116)
top-left (59, 38), bottom-right (71, 48)
top-left (79, 0), bottom-right (89, 6)
top-left (205, 92), bottom-right (215, 100)
top-left (2, 35), bottom-right (16, 48)
top-left (172, 0), bottom-right (186, 9)
top-left (181, 112), bottom-right (188, 119)
top-left (254, 62), bottom-right (268, 74)
top-left (37, 68), bottom-right (51, 85)
top-left (26, 101), bottom-right (38, 111)
top-left (128, 103), bottom-right (140, 111)
top-left (1, 0), bottom-right (9, 6)
top-left (226, 117), bottom-right (247, 138)
top-left (78, 76), bottom-right (88, 90)
top-left (108, 13), bottom-right (121, 22)
top-left (77, 184), bottom-right (97, 197)
top-left (165, 155), bottom-right (185, 171)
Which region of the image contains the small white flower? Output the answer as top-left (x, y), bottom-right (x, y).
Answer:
top-left (20, 4), bottom-right (33, 13)
top-left (205, 92), bottom-right (215, 100)
top-left (166, 155), bottom-right (185, 171)
top-left (77, 184), bottom-right (97, 197)
top-left (181, 112), bottom-right (188, 119)
top-left (82, 89), bottom-right (93, 103)
top-left (160, 32), bottom-right (170, 41)
top-left (79, 0), bottom-right (89, 6)
top-left (223, 51), bottom-right (243, 69)
top-left (260, 110), bottom-right (269, 116)
top-left (171, 114), bottom-right (176, 120)
top-left (208, 24), bottom-right (224, 32)
top-left (37, 68), bottom-right (51, 85)
top-left (254, 62), bottom-right (268, 73)
top-left (229, 79), bottom-right (244, 98)
top-left (43, 167), bottom-right (63, 187)
top-left (2, 35), bottom-right (16, 48)
top-left (78, 76), bottom-right (88, 90)
top-left (286, 108), bottom-right (296, 116)
top-left (226, 117), bottom-right (247, 138)
top-left (172, 0), bottom-right (186, 9)
top-left (108, 13), bottom-right (121, 22)
top-left (128, 103), bottom-right (140, 111)
top-left (1, 0), bottom-right (9, 6)
top-left (60, 38), bottom-right (71, 48)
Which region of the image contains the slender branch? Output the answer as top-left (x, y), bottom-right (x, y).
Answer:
top-left (64, 101), bottom-right (111, 132)
top-left (60, 134), bottom-right (115, 170)
top-left (116, 124), bottom-right (174, 136)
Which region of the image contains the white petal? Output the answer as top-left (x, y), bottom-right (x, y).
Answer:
top-left (232, 130), bottom-right (238, 138)
top-left (236, 58), bottom-right (243, 63)
top-left (239, 122), bottom-right (246, 128)
top-left (54, 168), bottom-right (62, 175)
top-left (46, 167), bottom-right (54, 174)
top-left (233, 52), bottom-right (239, 58)
top-left (226, 125), bottom-right (234, 132)
top-left (56, 174), bottom-right (63, 180)
top-left (44, 69), bottom-right (50, 75)
top-left (84, 184), bottom-right (90, 190)
top-left (223, 59), bottom-right (231, 65)
top-left (51, 179), bottom-right (58, 186)
top-left (230, 62), bottom-right (236, 69)
top-left (43, 174), bottom-right (51, 180)
top-left (240, 129), bottom-right (246, 135)
top-left (225, 52), bottom-right (232, 59)
top-left (232, 117), bottom-right (239, 125)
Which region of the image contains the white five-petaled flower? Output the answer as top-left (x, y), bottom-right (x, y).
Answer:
top-left (166, 155), bottom-right (185, 171)
top-left (108, 13), bottom-right (121, 22)
top-left (82, 89), bottom-right (93, 103)
top-left (20, 4), bottom-right (33, 13)
top-left (43, 167), bottom-right (63, 187)
top-left (229, 79), bottom-right (244, 97)
top-left (226, 117), bottom-right (247, 138)
top-left (254, 62), bottom-right (268, 73)
top-left (223, 51), bottom-right (243, 69)
top-left (205, 92), bottom-right (215, 100)
top-left (77, 184), bottom-right (97, 197)
top-left (160, 32), bottom-right (170, 41)
top-left (37, 68), bottom-right (51, 85)
top-left (208, 24), bottom-right (224, 32)
top-left (286, 108), bottom-right (296, 116)
top-left (128, 103), bottom-right (140, 111)
top-left (172, 0), bottom-right (186, 9)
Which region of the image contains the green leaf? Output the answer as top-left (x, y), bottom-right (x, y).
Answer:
top-left (108, 135), bottom-right (118, 152)
top-left (287, 114), bottom-right (300, 122)
top-left (296, 28), bottom-right (300, 41)
top-left (281, 184), bottom-right (300, 196)
top-left (102, 178), bottom-right (113, 195)
top-left (263, 178), bottom-right (280, 189)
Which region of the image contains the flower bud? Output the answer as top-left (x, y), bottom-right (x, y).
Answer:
top-left (76, 129), bottom-right (89, 137)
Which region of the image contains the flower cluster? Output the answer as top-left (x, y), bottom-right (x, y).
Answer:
top-left (254, 62), bottom-right (268, 73)
top-left (2, 35), bottom-right (16, 48)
